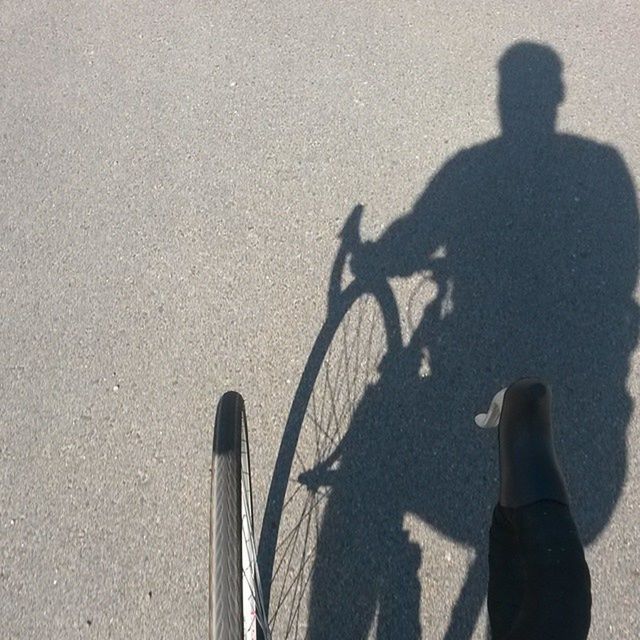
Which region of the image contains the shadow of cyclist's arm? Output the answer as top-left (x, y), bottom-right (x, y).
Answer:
top-left (354, 153), bottom-right (467, 280)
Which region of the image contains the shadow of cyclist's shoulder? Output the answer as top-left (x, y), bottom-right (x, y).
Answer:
top-left (555, 132), bottom-right (630, 172)
top-left (439, 137), bottom-right (504, 173)
top-left (443, 139), bottom-right (492, 164)
top-left (450, 133), bottom-right (629, 182)
top-left (422, 140), bottom-right (496, 191)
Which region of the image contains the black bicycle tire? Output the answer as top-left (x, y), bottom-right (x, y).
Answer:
top-left (257, 276), bottom-right (402, 620)
top-left (210, 391), bottom-right (244, 640)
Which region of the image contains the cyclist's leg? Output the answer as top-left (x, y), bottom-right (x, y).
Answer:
top-left (491, 501), bottom-right (591, 640)
top-left (486, 379), bottom-right (591, 640)
top-left (488, 503), bottom-right (525, 638)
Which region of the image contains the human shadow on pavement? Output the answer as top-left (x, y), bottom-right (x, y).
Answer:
top-left (259, 41), bottom-right (639, 639)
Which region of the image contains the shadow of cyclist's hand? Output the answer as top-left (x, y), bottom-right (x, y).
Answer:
top-left (349, 241), bottom-right (382, 284)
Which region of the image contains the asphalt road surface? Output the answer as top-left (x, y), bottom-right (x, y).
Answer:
top-left (2, 2), bottom-right (639, 638)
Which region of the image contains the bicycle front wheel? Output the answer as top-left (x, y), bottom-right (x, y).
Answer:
top-left (210, 391), bottom-right (269, 640)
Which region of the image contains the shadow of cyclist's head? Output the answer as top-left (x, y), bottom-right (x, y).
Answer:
top-left (499, 42), bottom-right (565, 140)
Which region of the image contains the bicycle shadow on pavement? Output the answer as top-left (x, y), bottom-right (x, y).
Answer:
top-left (259, 41), bottom-right (639, 639)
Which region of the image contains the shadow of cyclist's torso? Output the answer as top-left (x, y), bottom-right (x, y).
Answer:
top-left (337, 130), bottom-right (638, 544)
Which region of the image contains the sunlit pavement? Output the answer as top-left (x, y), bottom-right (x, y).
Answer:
top-left (2, 3), bottom-right (639, 638)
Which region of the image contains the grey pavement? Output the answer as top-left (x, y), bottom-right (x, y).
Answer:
top-left (1, 2), bottom-right (639, 638)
